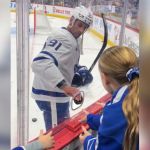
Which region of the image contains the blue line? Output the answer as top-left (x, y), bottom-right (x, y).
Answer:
top-left (40, 51), bottom-right (58, 66)
top-left (32, 87), bottom-right (67, 97)
top-left (33, 56), bottom-right (49, 61)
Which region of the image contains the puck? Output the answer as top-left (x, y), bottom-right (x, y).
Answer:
top-left (32, 118), bottom-right (37, 122)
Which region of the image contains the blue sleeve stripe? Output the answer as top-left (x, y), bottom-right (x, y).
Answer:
top-left (32, 87), bottom-right (68, 97)
top-left (84, 135), bottom-right (96, 150)
top-left (40, 51), bottom-right (58, 66)
top-left (87, 138), bottom-right (96, 150)
top-left (33, 56), bottom-right (49, 61)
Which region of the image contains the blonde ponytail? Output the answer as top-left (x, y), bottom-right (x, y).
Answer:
top-left (123, 77), bottom-right (139, 150)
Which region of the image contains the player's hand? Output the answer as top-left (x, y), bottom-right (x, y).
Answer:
top-left (62, 85), bottom-right (83, 102)
top-left (79, 126), bottom-right (91, 144)
top-left (38, 130), bottom-right (55, 149)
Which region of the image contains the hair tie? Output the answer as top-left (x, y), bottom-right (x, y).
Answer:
top-left (126, 67), bottom-right (139, 82)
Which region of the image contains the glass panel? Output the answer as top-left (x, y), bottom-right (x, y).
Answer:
top-left (11, 0), bottom-right (140, 149)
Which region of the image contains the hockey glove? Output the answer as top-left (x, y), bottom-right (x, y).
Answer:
top-left (72, 65), bottom-right (93, 87)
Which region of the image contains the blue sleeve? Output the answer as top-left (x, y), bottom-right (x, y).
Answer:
top-left (12, 147), bottom-right (25, 150)
top-left (83, 135), bottom-right (96, 150)
top-left (87, 114), bottom-right (101, 130)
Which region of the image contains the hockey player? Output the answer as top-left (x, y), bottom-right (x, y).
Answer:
top-left (32, 6), bottom-right (93, 131)
top-left (79, 46), bottom-right (139, 150)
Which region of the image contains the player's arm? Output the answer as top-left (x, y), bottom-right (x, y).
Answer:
top-left (32, 55), bottom-right (65, 88)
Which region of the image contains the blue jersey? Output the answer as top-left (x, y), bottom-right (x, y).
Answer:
top-left (84, 85), bottom-right (129, 150)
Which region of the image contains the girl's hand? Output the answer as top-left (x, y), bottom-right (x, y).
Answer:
top-left (79, 126), bottom-right (91, 144)
top-left (38, 130), bottom-right (55, 149)
top-left (79, 109), bottom-right (89, 123)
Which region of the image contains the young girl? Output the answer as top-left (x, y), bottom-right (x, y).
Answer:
top-left (79, 46), bottom-right (139, 150)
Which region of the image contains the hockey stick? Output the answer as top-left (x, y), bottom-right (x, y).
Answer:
top-left (88, 13), bottom-right (108, 72)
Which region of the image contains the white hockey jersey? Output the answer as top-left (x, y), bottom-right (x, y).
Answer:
top-left (32, 27), bottom-right (81, 102)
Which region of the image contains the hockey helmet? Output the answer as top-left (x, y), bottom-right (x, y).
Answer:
top-left (71, 6), bottom-right (93, 27)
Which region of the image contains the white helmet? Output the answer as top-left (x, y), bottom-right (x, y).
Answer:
top-left (71, 6), bottom-right (93, 27)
